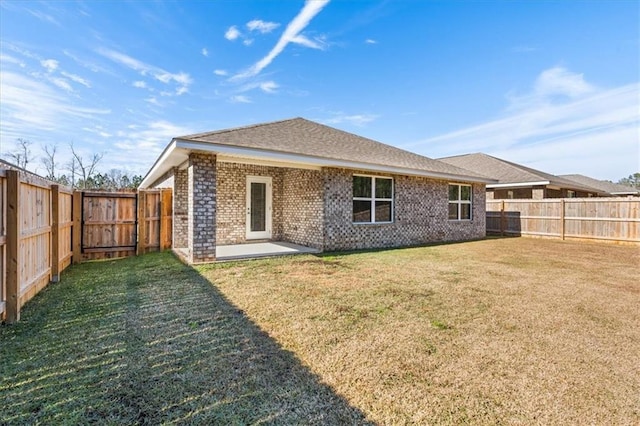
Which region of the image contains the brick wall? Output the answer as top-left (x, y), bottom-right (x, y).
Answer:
top-left (188, 153), bottom-right (216, 262)
top-left (281, 168), bottom-right (324, 249)
top-left (322, 168), bottom-right (486, 251)
top-left (216, 163), bottom-right (284, 244)
top-left (173, 168), bottom-right (188, 248)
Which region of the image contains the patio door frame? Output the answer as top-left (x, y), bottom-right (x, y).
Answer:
top-left (246, 176), bottom-right (272, 240)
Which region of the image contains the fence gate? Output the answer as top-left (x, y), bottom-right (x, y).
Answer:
top-left (72, 189), bottom-right (173, 262)
top-left (77, 191), bottom-right (138, 261)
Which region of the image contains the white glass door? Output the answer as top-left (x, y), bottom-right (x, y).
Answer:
top-left (246, 176), bottom-right (272, 239)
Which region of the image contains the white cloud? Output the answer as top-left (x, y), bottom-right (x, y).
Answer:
top-left (214, 69), bottom-right (228, 76)
top-left (133, 80), bottom-right (147, 88)
top-left (225, 25), bottom-right (241, 41)
top-left (26, 9), bottom-right (60, 26)
top-left (97, 48), bottom-right (192, 95)
top-left (0, 71), bottom-right (110, 138)
top-left (260, 81), bottom-right (278, 93)
top-left (324, 113), bottom-right (379, 127)
top-left (61, 71), bottom-right (91, 88)
top-left (238, 80), bottom-right (279, 94)
top-left (243, 38), bottom-right (254, 46)
top-left (50, 77), bottom-right (73, 92)
top-left (108, 120), bottom-right (194, 173)
top-left (230, 95), bottom-right (252, 103)
top-left (201, 47), bottom-right (209, 57)
top-left (175, 86), bottom-right (188, 96)
top-left (534, 67), bottom-right (594, 99)
top-left (1, 54), bottom-right (25, 67)
top-left (63, 50), bottom-right (109, 73)
top-left (231, 0), bottom-right (330, 80)
top-left (365, 39), bottom-right (377, 44)
top-left (41, 59), bottom-right (59, 72)
top-left (246, 19), bottom-right (280, 33)
top-left (407, 67), bottom-right (639, 181)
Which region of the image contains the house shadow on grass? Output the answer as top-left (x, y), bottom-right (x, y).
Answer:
top-left (0, 252), bottom-right (373, 425)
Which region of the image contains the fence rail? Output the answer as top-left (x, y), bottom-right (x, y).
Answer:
top-left (1, 166), bottom-right (172, 323)
top-left (487, 198), bottom-right (640, 244)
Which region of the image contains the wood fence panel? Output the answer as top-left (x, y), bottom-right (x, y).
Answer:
top-left (487, 198), bottom-right (640, 244)
top-left (0, 171), bottom-right (6, 319)
top-left (59, 190), bottom-right (73, 271)
top-left (144, 191), bottom-right (161, 253)
top-left (81, 192), bottom-right (137, 260)
top-left (0, 167), bottom-right (172, 322)
top-left (160, 188), bottom-right (172, 250)
top-left (18, 180), bottom-right (52, 307)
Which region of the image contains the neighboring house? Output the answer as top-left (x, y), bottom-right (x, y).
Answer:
top-left (559, 174), bottom-right (640, 197)
top-left (140, 118), bottom-right (494, 263)
top-left (438, 153), bottom-right (605, 200)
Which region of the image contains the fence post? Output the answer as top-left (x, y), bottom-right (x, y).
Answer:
top-left (137, 191), bottom-right (146, 255)
top-left (72, 191), bottom-right (82, 264)
top-left (560, 199), bottom-right (565, 240)
top-left (6, 170), bottom-right (20, 323)
top-left (500, 200), bottom-right (506, 236)
top-left (51, 185), bottom-right (60, 282)
top-left (160, 188), bottom-right (172, 250)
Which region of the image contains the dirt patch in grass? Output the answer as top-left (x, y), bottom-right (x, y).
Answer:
top-left (199, 238), bottom-right (640, 425)
top-left (0, 253), bottom-right (370, 425)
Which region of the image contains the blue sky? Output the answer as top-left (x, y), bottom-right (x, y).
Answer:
top-left (1, 0), bottom-right (638, 181)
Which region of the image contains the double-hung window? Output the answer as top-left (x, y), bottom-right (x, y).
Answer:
top-left (448, 184), bottom-right (472, 220)
top-left (353, 175), bottom-right (393, 223)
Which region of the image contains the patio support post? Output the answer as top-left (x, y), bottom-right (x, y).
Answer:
top-left (173, 168), bottom-right (188, 249)
top-left (187, 153), bottom-right (217, 263)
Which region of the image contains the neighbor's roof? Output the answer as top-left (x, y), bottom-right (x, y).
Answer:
top-left (559, 174), bottom-right (640, 196)
top-left (140, 118), bottom-right (494, 188)
top-left (438, 153), bottom-right (605, 193)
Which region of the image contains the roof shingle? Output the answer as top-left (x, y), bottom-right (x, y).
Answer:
top-left (178, 118), bottom-right (489, 180)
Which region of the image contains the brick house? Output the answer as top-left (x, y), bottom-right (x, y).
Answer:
top-left (140, 118), bottom-right (494, 263)
top-left (439, 153), bottom-right (606, 200)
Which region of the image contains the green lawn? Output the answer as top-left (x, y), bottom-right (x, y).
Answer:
top-left (0, 253), bottom-right (369, 425)
top-left (1, 238), bottom-right (639, 425)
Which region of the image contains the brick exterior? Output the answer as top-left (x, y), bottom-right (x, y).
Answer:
top-left (322, 168), bottom-right (485, 251)
top-left (215, 163), bottom-right (324, 249)
top-left (165, 159), bottom-right (487, 263)
top-left (216, 163), bottom-right (284, 244)
top-left (188, 153), bottom-right (216, 263)
top-left (281, 168), bottom-right (324, 249)
top-left (173, 168), bottom-right (188, 249)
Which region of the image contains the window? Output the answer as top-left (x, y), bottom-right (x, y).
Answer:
top-left (567, 190), bottom-right (576, 198)
top-left (449, 184), bottom-right (472, 220)
top-left (353, 175), bottom-right (393, 223)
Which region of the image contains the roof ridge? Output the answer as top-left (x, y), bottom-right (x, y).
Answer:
top-left (178, 117), bottom-right (304, 140)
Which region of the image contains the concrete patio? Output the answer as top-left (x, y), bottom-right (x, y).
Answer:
top-left (174, 242), bottom-right (320, 263)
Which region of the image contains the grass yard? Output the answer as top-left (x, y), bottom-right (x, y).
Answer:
top-left (1, 238), bottom-right (639, 425)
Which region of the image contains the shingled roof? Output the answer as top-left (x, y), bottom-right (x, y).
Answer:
top-left (438, 153), bottom-right (605, 193)
top-left (559, 174), bottom-right (639, 196)
top-left (141, 118), bottom-right (494, 187)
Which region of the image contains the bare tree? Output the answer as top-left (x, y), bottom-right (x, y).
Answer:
top-left (6, 138), bottom-right (33, 169)
top-left (41, 143), bottom-right (58, 180)
top-left (68, 143), bottom-right (104, 189)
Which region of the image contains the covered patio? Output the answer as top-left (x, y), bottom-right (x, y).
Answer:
top-left (174, 241), bottom-right (320, 263)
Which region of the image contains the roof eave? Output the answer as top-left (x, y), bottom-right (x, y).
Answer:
top-left (142, 138), bottom-right (496, 186)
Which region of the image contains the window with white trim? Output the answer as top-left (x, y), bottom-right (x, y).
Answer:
top-left (353, 175), bottom-right (393, 223)
top-left (448, 184), bottom-right (472, 220)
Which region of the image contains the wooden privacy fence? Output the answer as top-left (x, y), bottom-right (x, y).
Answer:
top-left (487, 198), bottom-right (640, 244)
top-left (0, 170), bottom-right (73, 323)
top-left (0, 166), bottom-right (172, 323)
top-left (73, 189), bottom-right (172, 261)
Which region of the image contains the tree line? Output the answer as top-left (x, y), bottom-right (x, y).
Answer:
top-left (4, 138), bottom-right (143, 190)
